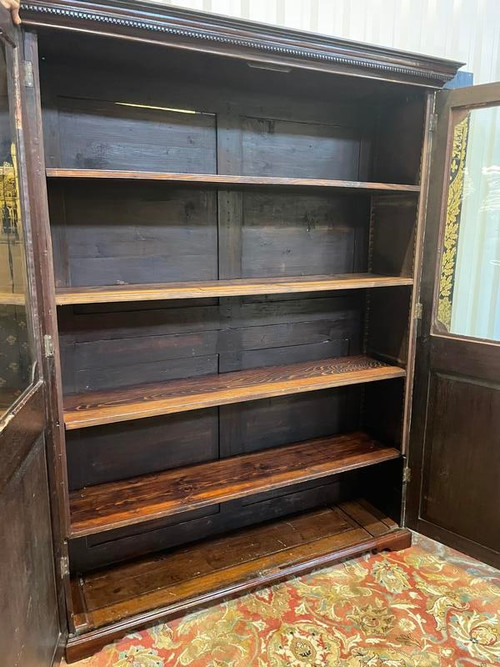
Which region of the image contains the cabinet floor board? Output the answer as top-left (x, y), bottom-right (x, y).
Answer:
top-left (66, 499), bottom-right (410, 661)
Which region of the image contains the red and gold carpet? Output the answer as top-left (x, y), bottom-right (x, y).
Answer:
top-left (67, 533), bottom-right (500, 666)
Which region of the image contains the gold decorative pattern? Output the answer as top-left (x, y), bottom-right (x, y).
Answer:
top-left (437, 115), bottom-right (470, 329)
top-left (0, 142), bottom-right (29, 409)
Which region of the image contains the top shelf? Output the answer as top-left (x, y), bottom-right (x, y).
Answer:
top-left (45, 169), bottom-right (421, 193)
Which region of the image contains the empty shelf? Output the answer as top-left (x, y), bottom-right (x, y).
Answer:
top-left (69, 431), bottom-right (400, 537)
top-left (46, 168), bottom-right (421, 192)
top-left (63, 355), bottom-right (406, 430)
top-left (55, 273), bottom-right (413, 305)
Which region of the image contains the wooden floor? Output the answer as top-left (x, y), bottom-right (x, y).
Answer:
top-left (69, 431), bottom-right (400, 537)
top-left (67, 499), bottom-right (410, 661)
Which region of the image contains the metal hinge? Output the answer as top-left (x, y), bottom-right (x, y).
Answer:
top-left (403, 467), bottom-right (412, 483)
top-left (429, 112), bottom-right (438, 133)
top-left (415, 302), bottom-right (423, 320)
top-left (23, 61), bottom-right (34, 88)
top-left (43, 334), bottom-right (54, 358)
top-left (60, 555), bottom-right (70, 578)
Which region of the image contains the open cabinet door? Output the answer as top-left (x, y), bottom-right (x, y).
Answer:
top-left (407, 82), bottom-right (500, 568)
top-left (0, 8), bottom-right (61, 665)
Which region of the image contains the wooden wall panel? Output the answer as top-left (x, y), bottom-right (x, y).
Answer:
top-left (45, 97), bottom-right (217, 173)
top-left (59, 293), bottom-right (363, 393)
top-left (420, 373), bottom-right (500, 553)
top-left (219, 386), bottom-right (362, 457)
top-left (49, 183), bottom-right (218, 288)
top-left (240, 116), bottom-right (366, 180)
top-left (241, 192), bottom-right (369, 277)
top-left (66, 408), bottom-right (219, 490)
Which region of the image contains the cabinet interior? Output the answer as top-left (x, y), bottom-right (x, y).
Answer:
top-left (35, 27), bottom-right (426, 657)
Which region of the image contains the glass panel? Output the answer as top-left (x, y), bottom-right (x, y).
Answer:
top-left (437, 105), bottom-right (500, 341)
top-left (0, 42), bottom-right (35, 417)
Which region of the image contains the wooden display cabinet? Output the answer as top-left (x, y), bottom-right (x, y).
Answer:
top-left (5, 0), bottom-right (498, 662)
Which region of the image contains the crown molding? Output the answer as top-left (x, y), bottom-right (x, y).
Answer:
top-left (22, 0), bottom-right (463, 87)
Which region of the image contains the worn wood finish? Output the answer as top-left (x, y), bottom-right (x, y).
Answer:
top-left (420, 373), bottom-right (499, 556)
top-left (55, 274), bottom-right (413, 305)
top-left (48, 182), bottom-right (218, 288)
top-left (0, 436), bottom-right (60, 667)
top-left (0, 22), bottom-right (61, 663)
top-left (68, 471), bottom-right (361, 573)
top-left (22, 30), bottom-right (74, 632)
top-left (46, 168), bottom-right (421, 191)
top-left (406, 81), bottom-right (500, 568)
top-left (63, 355), bottom-right (405, 429)
top-left (22, 1), bottom-right (461, 87)
top-left (69, 431), bottom-right (400, 537)
top-left (65, 499), bottom-right (410, 661)
top-left (58, 293), bottom-right (362, 394)
top-left (12, 2), bottom-right (465, 656)
top-left (0, 382), bottom-right (45, 487)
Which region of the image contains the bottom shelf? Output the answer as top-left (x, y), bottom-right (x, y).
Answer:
top-left (67, 499), bottom-right (411, 662)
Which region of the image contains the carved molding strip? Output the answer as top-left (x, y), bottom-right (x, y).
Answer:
top-left (22, 2), bottom-right (459, 85)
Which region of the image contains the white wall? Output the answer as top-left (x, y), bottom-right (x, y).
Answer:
top-left (149, 0), bottom-right (500, 84)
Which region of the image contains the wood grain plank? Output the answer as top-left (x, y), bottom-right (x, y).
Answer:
top-left (55, 273), bottom-right (413, 305)
top-left (69, 431), bottom-right (400, 537)
top-left (63, 355), bottom-right (406, 430)
top-left (68, 500), bottom-right (409, 644)
top-left (46, 168), bottom-right (421, 192)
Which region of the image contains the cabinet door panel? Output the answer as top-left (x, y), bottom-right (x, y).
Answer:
top-left (0, 14), bottom-right (60, 665)
top-left (408, 82), bottom-right (500, 568)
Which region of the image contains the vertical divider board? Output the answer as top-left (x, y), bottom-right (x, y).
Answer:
top-left (217, 111), bottom-right (244, 461)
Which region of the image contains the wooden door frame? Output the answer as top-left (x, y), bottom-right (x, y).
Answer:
top-left (0, 8), bottom-right (66, 661)
top-left (19, 26), bottom-right (73, 640)
top-left (406, 82), bottom-right (500, 566)
top-left (0, 12), bottom-right (44, 449)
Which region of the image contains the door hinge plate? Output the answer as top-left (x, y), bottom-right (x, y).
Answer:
top-left (403, 467), bottom-right (412, 483)
top-left (43, 334), bottom-right (54, 358)
top-left (23, 61), bottom-right (34, 88)
top-left (415, 302), bottom-right (423, 320)
top-left (429, 112), bottom-right (438, 132)
top-left (60, 555), bottom-right (70, 578)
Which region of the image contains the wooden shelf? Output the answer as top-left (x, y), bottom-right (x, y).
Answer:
top-left (55, 273), bottom-right (414, 305)
top-left (63, 355), bottom-right (405, 430)
top-left (46, 168), bottom-right (420, 193)
top-left (69, 431), bottom-right (400, 537)
top-left (67, 498), bottom-right (411, 660)
top-left (0, 292), bottom-right (25, 306)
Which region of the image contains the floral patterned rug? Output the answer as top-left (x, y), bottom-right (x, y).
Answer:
top-left (68, 533), bottom-right (500, 666)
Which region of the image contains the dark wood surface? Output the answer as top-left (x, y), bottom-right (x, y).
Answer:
top-left (22, 0), bottom-right (462, 87)
top-left (0, 25), bottom-right (61, 664)
top-left (66, 499), bottom-right (410, 661)
top-left (0, 436), bottom-right (61, 667)
top-left (13, 3), bottom-right (465, 659)
top-left (69, 431), bottom-right (400, 537)
top-left (58, 291), bottom-right (365, 396)
top-left (63, 355), bottom-right (406, 429)
top-left (55, 274), bottom-right (413, 305)
top-left (406, 82), bottom-right (500, 569)
top-left (46, 168), bottom-right (421, 191)
top-left (68, 468), bottom-right (362, 573)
